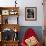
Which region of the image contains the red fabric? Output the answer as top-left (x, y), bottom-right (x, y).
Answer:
top-left (21, 28), bottom-right (41, 46)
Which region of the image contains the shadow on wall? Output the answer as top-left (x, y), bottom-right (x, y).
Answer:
top-left (18, 26), bottom-right (44, 45)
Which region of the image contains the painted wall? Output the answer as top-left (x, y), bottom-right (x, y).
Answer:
top-left (0, 0), bottom-right (44, 26)
top-left (0, 0), bottom-right (44, 45)
top-left (18, 0), bottom-right (44, 26)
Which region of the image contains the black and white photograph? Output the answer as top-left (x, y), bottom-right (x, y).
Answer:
top-left (25, 7), bottom-right (37, 21)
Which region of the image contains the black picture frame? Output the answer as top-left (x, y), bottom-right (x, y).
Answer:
top-left (25, 7), bottom-right (37, 21)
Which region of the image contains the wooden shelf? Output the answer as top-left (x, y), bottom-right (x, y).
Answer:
top-left (0, 7), bottom-right (19, 16)
top-left (2, 40), bottom-right (19, 42)
top-left (0, 7), bottom-right (20, 46)
top-left (0, 24), bottom-right (20, 32)
top-left (1, 40), bottom-right (19, 46)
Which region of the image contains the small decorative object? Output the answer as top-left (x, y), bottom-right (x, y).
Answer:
top-left (14, 28), bottom-right (17, 32)
top-left (10, 10), bottom-right (15, 15)
top-left (25, 7), bottom-right (37, 21)
top-left (15, 0), bottom-right (17, 7)
top-left (5, 18), bottom-right (8, 24)
top-left (9, 10), bottom-right (17, 15)
top-left (2, 10), bottom-right (9, 15)
top-left (15, 32), bottom-right (18, 40)
top-left (2, 28), bottom-right (13, 41)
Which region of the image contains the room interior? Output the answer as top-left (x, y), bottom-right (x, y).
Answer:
top-left (0, 0), bottom-right (46, 46)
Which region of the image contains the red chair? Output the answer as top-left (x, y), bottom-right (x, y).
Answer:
top-left (21, 28), bottom-right (41, 46)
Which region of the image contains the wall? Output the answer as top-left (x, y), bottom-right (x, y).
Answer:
top-left (0, 0), bottom-right (44, 26)
top-left (18, 0), bottom-right (44, 26)
top-left (0, 0), bottom-right (44, 45)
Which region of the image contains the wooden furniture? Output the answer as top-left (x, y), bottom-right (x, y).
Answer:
top-left (0, 7), bottom-right (19, 24)
top-left (0, 24), bottom-right (19, 32)
top-left (0, 41), bottom-right (2, 46)
top-left (2, 41), bottom-right (19, 46)
top-left (0, 7), bottom-right (19, 46)
top-left (43, 0), bottom-right (46, 46)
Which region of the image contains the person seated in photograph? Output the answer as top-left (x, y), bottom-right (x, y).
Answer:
top-left (27, 9), bottom-right (34, 18)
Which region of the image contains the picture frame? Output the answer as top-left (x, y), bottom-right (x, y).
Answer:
top-left (2, 10), bottom-right (9, 15)
top-left (25, 7), bottom-right (37, 21)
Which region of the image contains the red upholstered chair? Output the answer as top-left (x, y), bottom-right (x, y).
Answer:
top-left (21, 28), bottom-right (41, 46)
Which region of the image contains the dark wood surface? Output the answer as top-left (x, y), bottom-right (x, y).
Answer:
top-left (0, 24), bottom-right (20, 32)
top-left (0, 40), bottom-right (19, 46)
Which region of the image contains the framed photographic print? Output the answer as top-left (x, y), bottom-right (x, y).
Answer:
top-left (25, 7), bottom-right (37, 21)
top-left (2, 10), bottom-right (9, 15)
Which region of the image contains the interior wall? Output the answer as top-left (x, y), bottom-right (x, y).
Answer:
top-left (0, 0), bottom-right (44, 26)
top-left (18, 0), bottom-right (44, 26)
top-left (0, 0), bottom-right (44, 45)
